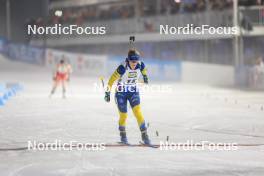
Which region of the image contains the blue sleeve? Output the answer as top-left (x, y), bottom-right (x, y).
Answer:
top-left (116, 65), bottom-right (126, 75)
top-left (140, 62), bottom-right (146, 72)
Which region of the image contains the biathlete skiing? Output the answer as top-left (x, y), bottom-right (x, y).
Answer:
top-left (104, 36), bottom-right (152, 146)
top-left (49, 57), bottom-right (72, 98)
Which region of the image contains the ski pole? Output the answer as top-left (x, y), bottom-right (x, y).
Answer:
top-left (99, 76), bottom-right (105, 90)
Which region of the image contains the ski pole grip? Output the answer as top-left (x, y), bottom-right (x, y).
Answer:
top-left (129, 36), bottom-right (135, 42)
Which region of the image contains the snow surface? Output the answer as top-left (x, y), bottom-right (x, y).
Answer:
top-left (0, 54), bottom-right (264, 176)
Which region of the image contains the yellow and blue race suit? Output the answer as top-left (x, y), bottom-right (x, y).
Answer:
top-left (107, 60), bottom-right (148, 131)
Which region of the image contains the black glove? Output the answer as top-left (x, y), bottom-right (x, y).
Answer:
top-left (104, 91), bottom-right (110, 102)
top-left (143, 75), bottom-right (149, 84)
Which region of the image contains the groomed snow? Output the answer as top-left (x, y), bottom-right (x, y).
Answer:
top-left (0, 54), bottom-right (264, 176)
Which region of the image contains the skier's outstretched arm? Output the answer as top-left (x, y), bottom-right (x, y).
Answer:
top-left (140, 62), bottom-right (148, 84)
top-left (107, 70), bottom-right (120, 90)
top-left (104, 65), bottom-right (125, 102)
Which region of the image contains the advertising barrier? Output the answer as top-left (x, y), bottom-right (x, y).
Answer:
top-left (46, 49), bottom-right (107, 76)
top-left (0, 37), bottom-right (7, 54)
top-left (2, 37), bottom-right (237, 86)
top-left (107, 56), bottom-right (182, 81)
top-left (181, 61), bottom-right (235, 86)
top-left (235, 65), bottom-right (264, 88)
top-left (7, 43), bottom-right (45, 65)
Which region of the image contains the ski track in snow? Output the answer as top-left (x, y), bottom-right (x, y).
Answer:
top-left (0, 55), bottom-right (264, 176)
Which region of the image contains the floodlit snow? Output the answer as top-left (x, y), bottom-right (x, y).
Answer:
top-left (0, 54), bottom-right (264, 176)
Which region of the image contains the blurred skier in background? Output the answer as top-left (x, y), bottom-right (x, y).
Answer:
top-left (49, 56), bottom-right (72, 98)
top-left (252, 56), bottom-right (264, 88)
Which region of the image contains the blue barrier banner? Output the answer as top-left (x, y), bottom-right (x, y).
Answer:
top-left (0, 83), bottom-right (23, 107)
top-left (0, 83), bottom-right (6, 92)
top-left (0, 83), bottom-right (6, 107)
top-left (7, 43), bottom-right (45, 65)
top-left (108, 56), bottom-right (181, 81)
top-left (0, 37), bottom-right (7, 54)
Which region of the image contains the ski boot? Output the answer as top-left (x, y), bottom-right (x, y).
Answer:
top-left (140, 124), bottom-right (151, 145)
top-left (49, 88), bottom-right (55, 98)
top-left (62, 88), bottom-right (66, 99)
top-left (119, 126), bottom-right (128, 144)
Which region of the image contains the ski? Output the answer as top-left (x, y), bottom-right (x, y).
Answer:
top-left (117, 141), bottom-right (132, 146)
top-left (139, 141), bottom-right (159, 148)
